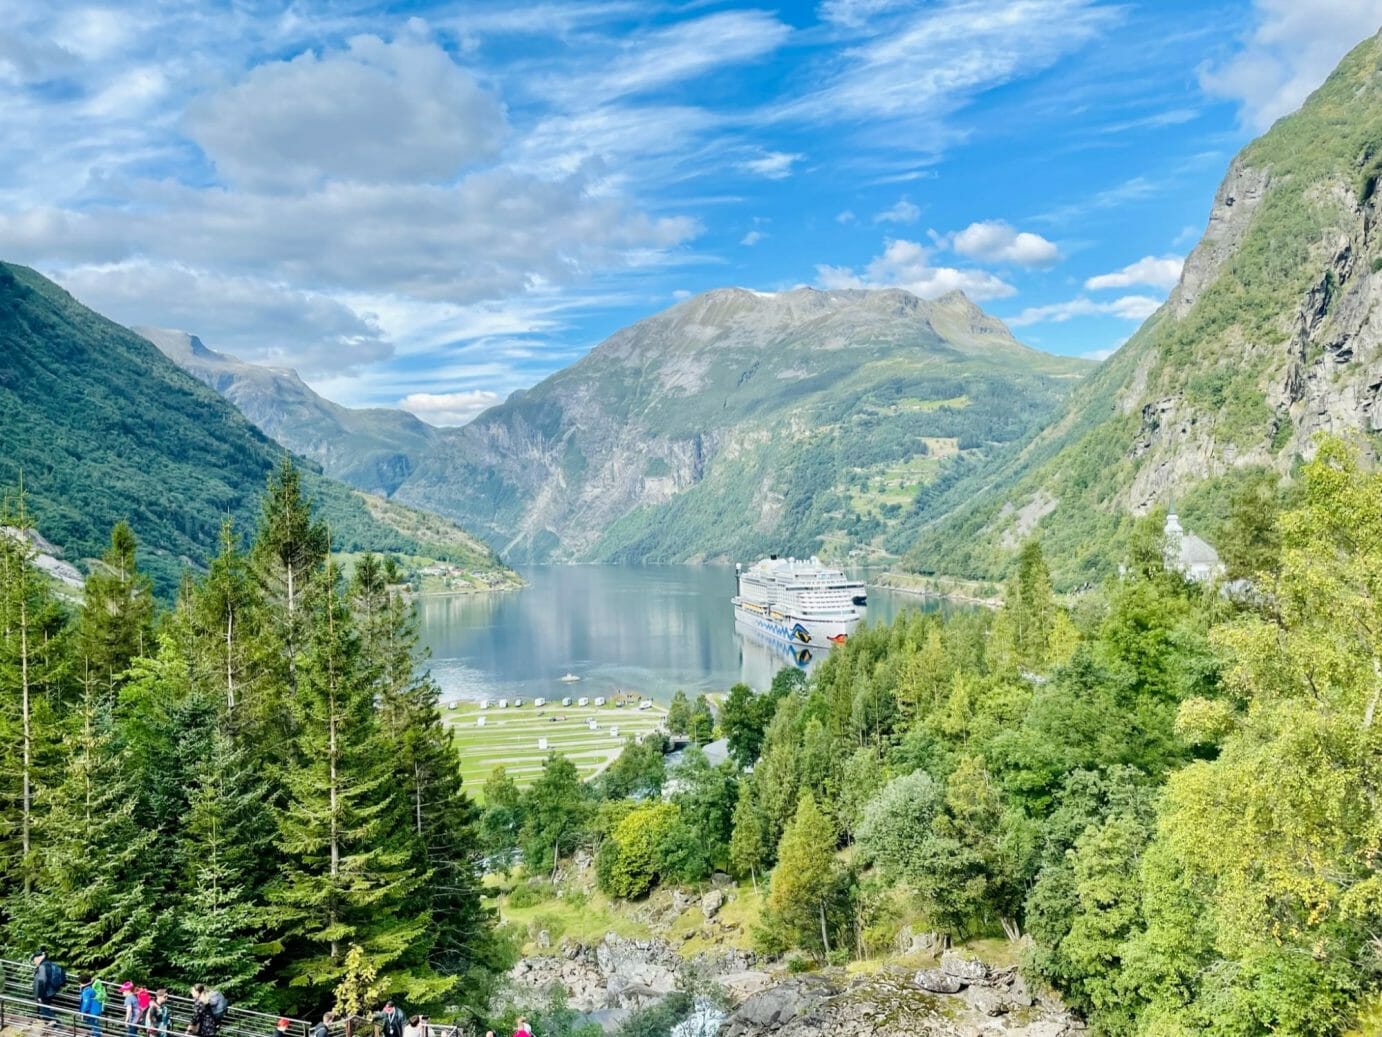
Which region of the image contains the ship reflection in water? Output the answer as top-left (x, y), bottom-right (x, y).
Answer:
top-left (735, 617), bottom-right (824, 687)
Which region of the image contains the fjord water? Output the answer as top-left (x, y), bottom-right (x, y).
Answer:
top-left (417, 564), bottom-right (958, 705)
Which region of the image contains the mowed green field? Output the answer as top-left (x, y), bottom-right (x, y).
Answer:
top-left (448, 697), bottom-right (669, 793)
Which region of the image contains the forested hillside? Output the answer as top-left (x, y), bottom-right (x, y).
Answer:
top-left (0, 464), bottom-right (508, 1018)
top-left (140, 328), bottom-right (438, 497)
top-left (0, 262), bottom-right (510, 595)
top-left (903, 29), bottom-right (1382, 588)
top-left (474, 439), bottom-right (1381, 1035)
top-left (395, 287), bottom-right (1089, 564)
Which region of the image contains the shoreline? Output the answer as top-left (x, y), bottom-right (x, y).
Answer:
top-left (870, 570), bottom-right (1002, 609)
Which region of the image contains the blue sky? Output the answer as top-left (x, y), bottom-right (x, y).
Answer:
top-left (3, 0), bottom-right (1381, 424)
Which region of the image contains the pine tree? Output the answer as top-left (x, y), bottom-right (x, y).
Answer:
top-left (182, 519), bottom-right (277, 726)
top-left (76, 522), bottom-right (154, 700)
top-left (171, 702), bottom-right (273, 1005)
top-left (252, 458), bottom-right (328, 691)
top-left (352, 559), bottom-right (494, 1012)
top-left (0, 488), bottom-right (68, 898)
top-left (729, 782), bottom-right (770, 892)
top-left (8, 665), bottom-right (156, 973)
top-left (269, 566), bottom-right (427, 1007)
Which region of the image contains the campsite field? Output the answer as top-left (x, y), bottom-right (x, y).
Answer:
top-left (448, 695), bottom-right (668, 793)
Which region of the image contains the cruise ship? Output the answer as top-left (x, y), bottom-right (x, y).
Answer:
top-left (732, 556), bottom-right (865, 647)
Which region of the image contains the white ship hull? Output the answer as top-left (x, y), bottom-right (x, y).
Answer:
top-left (733, 599), bottom-right (858, 647)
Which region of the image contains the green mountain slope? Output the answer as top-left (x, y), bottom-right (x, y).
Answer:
top-left (905, 29), bottom-right (1382, 587)
top-left (0, 262), bottom-right (512, 595)
top-left (137, 327), bottom-right (437, 495)
top-left (395, 287), bottom-right (1091, 563)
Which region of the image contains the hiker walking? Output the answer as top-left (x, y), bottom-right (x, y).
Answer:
top-left (79, 975), bottom-right (104, 1037)
top-left (511, 1017), bottom-right (532, 1037)
top-left (122, 982), bottom-right (140, 1037)
top-left (307, 1011), bottom-right (334, 1037)
top-left (186, 986), bottom-right (225, 1037)
top-left (147, 990), bottom-right (171, 1037)
top-left (31, 950), bottom-right (66, 1025)
top-left (272, 1017), bottom-right (291, 1037)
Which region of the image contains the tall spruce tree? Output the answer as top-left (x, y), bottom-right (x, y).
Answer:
top-left (351, 556), bottom-right (496, 1014)
top-left (172, 704), bottom-right (273, 1005)
top-left (76, 522), bottom-right (154, 700)
top-left (182, 519), bottom-right (276, 725)
top-left (8, 663), bottom-right (156, 973)
top-left (252, 458), bottom-right (328, 695)
top-left (269, 565), bottom-right (429, 1008)
top-left (0, 490), bottom-right (68, 898)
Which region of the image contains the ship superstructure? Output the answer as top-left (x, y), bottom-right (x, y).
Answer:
top-left (732, 555), bottom-right (864, 647)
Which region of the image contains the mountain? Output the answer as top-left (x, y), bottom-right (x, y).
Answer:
top-left (138, 327), bottom-right (437, 496)
top-left (392, 286), bottom-right (1092, 563)
top-left (904, 29), bottom-right (1382, 587)
top-left (0, 262), bottom-right (513, 595)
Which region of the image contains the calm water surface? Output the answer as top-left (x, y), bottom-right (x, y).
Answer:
top-left (417, 564), bottom-right (960, 706)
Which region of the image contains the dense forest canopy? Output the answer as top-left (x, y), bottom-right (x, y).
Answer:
top-left (475, 437), bottom-right (1382, 1036)
top-left (0, 459), bottom-right (507, 1020)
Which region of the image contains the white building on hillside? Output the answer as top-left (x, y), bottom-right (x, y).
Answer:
top-left (1164, 510), bottom-right (1224, 583)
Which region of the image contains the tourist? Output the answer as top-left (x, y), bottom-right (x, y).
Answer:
top-left (377, 1001), bottom-right (405, 1037)
top-left (148, 991), bottom-right (171, 1037)
top-left (79, 975), bottom-right (103, 1037)
top-left (122, 982), bottom-right (139, 1037)
top-left (186, 986), bottom-right (218, 1037)
top-left (511, 1017), bottom-right (532, 1037)
top-left (31, 950), bottom-right (64, 1024)
top-left (402, 1016), bottom-right (421, 1037)
top-left (308, 1011), bottom-right (334, 1037)
top-left (272, 1017), bottom-right (292, 1037)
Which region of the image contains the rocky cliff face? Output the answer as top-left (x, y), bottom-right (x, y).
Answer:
top-left (507, 933), bottom-right (1077, 1037)
top-left (907, 29), bottom-right (1382, 586)
top-left (395, 288), bottom-right (1090, 564)
top-left (139, 328), bottom-right (436, 496)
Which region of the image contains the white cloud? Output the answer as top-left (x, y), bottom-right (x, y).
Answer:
top-left (874, 198), bottom-right (920, 224)
top-left (816, 238), bottom-right (1015, 300)
top-left (944, 220), bottom-right (1060, 267)
top-left (739, 150), bottom-right (802, 179)
top-left (1200, 0), bottom-right (1382, 130)
top-left (400, 390), bottom-right (503, 426)
top-left (1085, 254), bottom-right (1183, 291)
top-left (548, 9), bottom-right (791, 103)
top-left (55, 260), bottom-right (390, 374)
top-left (835, 210), bottom-right (857, 224)
top-left (1007, 294), bottom-right (1162, 326)
top-left (787, 0), bottom-right (1119, 129)
top-left (1080, 346), bottom-right (1117, 361)
top-left (818, 0), bottom-right (913, 29)
top-left (187, 36), bottom-right (508, 190)
top-left (741, 230), bottom-right (766, 246)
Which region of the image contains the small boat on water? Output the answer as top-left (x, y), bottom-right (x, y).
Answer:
top-left (559, 672), bottom-right (581, 683)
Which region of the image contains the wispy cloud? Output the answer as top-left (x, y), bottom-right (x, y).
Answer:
top-left (740, 230), bottom-right (766, 246)
top-left (739, 150), bottom-right (802, 179)
top-left (874, 198), bottom-right (920, 223)
top-left (1006, 294), bottom-right (1161, 326)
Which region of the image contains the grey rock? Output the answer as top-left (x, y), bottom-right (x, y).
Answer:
top-left (720, 980), bottom-right (821, 1037)
top-left (537, 929), bottom-right (551, 949)
top-left (941, 950), bottom-right (989, 982)
top-left (716, 970), bottom-right (775, 1005)
top-left (914, 969), bottom-right (964, 994)
top-left (701, 889), bottom-right (726, 918)
top-left (961, 985), bottom-right (1007, 1017)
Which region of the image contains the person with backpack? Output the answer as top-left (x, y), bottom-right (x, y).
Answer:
top-left (79, 975), bottom-right (104, 1037)
top-left (307, 1011), bottom-right (334, 1037)
top-left (122, 981), bottom-right (140, 1037)
top-left (186, 986), bottom-right (218, 1037)
top-left (31, 950), bottom-right (66, 1024)
top-left (147, 990), bottom-right (171, 1037)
